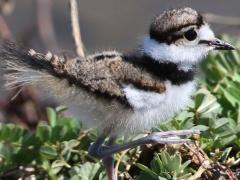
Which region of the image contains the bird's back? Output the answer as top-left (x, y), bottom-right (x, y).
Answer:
top-left (0, 43), bottom-right (169, 136)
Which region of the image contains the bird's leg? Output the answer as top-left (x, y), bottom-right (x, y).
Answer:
top-left (102, 137), bottom-right (116, 180)
top-left (88, 134), bottom-right (117, 180)
top-left (89, 129), bottom-right (200, 159)
top-left (103, 155), bottom-right (115, 180)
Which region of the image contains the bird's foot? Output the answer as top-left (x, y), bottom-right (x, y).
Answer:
top-left (147, 129), bottom-right (200, 144)
top-left (88, 129), bottom-right (200, 180)
top-left (89, 129), bottom-right (200, 158)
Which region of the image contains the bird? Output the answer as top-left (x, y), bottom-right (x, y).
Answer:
top-left (0, 7), bottom-right (235, 180)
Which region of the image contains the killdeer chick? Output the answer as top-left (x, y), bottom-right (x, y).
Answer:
top-left (0, 7), bottom-right (235, 180)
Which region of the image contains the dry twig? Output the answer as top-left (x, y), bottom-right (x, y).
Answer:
top-left (0, 14), bottom-right (12, 40)
top-left (204, 13), bottom-right (240, 26)
top-left (0, 0), bottom-right (14, 15)
top-left (188, 160), bottom-right (211, 180)
top-left (36, 0), bottom-right (58, 53)
top-left (184, 143), bottom-right (212, 180)
top-left (115, 150), bottom-right (128, 178)
top-left (69, 0), bottom-right (85, 57)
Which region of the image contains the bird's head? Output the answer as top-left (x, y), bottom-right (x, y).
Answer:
top-left (142, 7), bottom-right (235, 66)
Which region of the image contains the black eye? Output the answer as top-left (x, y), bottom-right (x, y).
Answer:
top-left (184, 29), bottom-right (197, 41)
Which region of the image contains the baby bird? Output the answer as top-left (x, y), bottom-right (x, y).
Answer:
top-left (0, 7), bottom-right (235, 180)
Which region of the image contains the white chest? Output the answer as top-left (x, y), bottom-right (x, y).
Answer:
top-left (123, 81), bottom-right (196, 131)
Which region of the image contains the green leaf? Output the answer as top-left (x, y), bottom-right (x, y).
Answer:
top-left (170, 154), bottom-right (181, 173)
top-left (36, 122), bottom-right (51, 142)
top-left (151, 153), bottom-right (163, 174)
top-left (47, 107), bottom-right (57, 127)
top-left (220, 147), bottom-right (232, 162)
top-left (192, 125), bottom-right (209, 131)
top-left (51, 126), bottom-right (65, 142)
top-left (98, 171), bottom-right (108, 180)
top-left (56, 106), bottom-right (68, 113)
top-left (137, 172), bottom-right (157, 180)
top-left (211, 118), bottom-right (229, 130)
top-left (135, 163), bottom-right (159, 179)
top-left (159, 151), bottom-right (169, 166)
top-left (180, 160), bottom-right (191, 172)
top-left (51, 160), bottom-right (70, 174)
top-left (196, 89), bottom-right (219, 114)
top-left (40, 145), bottom-right (58, 160)
top-left (76, 162), bottom-right (101, 180)
top-left (218, 135), bottom-right (237, 147)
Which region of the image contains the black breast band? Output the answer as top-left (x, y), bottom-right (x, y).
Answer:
top-left (124, 54), bottom-right (197, 85)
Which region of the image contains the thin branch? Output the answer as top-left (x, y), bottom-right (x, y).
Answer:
top-left (188, 160), bottom-right (211, 180)
top-left (69, 0), bottom-right (85, 57)
top-left (0, 14), bottom-right (12, 40)
top-left (185, 143), bottom-right (212, 180)
top-left (115, 150), bottom-right (128, 178)
top-left (204, 13), bottom-right (240, 26)
top-left (78, 128), bottom-right (92, 140)
top-left (0, 0), bottom-right (14, 15)
top-left (36, 0), bottom-right (58, 53)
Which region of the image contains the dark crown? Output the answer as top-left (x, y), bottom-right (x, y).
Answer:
top-left (150, 7), bottom-right (204, 44)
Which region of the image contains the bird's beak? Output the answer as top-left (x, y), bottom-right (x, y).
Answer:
top-left (199, 38), bottom-right (235, 50)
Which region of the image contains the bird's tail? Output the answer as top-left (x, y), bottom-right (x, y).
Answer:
top-left (0, 42), bottom-right (80, 101)
top-left (0, 42), bottom-right (128, 134)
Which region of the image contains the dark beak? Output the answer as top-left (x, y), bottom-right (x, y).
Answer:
top-left (199, 38), bottom-right (235, 50)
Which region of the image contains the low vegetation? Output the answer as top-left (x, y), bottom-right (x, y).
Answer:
top-left (0, 36), bottom-right (240, 179)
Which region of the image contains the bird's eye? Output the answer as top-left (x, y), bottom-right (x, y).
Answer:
top-left (184, 29), bottom-right (197, 41)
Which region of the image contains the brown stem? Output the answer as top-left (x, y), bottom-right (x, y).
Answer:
top-left (69, 0), bottom-right (85, 57)
top-left (204, 13), bottom-right (240, 26)
top-left (36, 0), bottom-right (58, 53)
top-left (0, 14), bottom-right (12, 40)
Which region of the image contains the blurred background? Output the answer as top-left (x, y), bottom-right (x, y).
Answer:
top-left (4, 0), bottom-right (240, 52)
top-left (0, 0), bottom-right (240, 128)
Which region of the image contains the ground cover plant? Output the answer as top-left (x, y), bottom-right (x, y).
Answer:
top-left (0, 36), bottom-right (240, 179)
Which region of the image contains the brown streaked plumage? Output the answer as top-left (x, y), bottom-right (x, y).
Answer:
top-left (2, 43), bottom-right (166, 104)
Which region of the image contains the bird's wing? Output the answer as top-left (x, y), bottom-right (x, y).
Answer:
top-left (79, 52), bottom-right (167, 98)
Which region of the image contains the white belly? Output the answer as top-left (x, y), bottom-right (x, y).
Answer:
top-left (123, 81), bottom-right (196, 132)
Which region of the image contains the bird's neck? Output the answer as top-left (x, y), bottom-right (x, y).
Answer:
top-left (142, 36), bottom-right (206, 64)
top-left (124, 53), bottom-right (198, 85)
